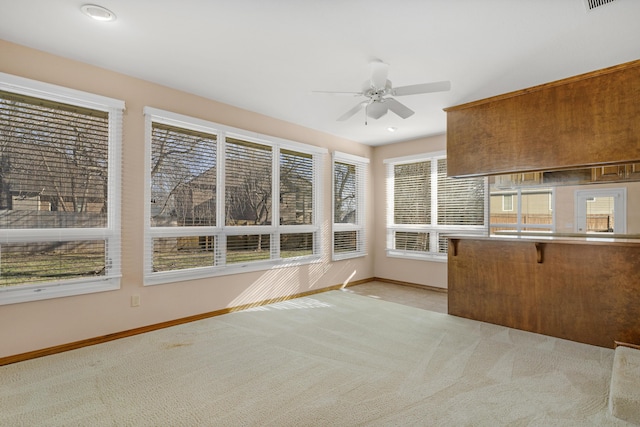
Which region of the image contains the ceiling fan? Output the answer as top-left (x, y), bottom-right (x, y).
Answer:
top-left (315, 60), bottom-right (451, 122)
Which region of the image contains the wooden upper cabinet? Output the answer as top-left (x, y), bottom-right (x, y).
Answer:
top-left (444, 60), bottom-right (640, 177)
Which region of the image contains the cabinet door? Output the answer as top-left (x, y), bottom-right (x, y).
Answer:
top-left (518, 172), bottom-right (542, 185)
top-left (626, 163), bottom-right (640, 180)
top-left (591, 165), bottom-right (625, 182)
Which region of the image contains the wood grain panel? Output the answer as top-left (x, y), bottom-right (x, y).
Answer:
top-left (448, 238), bottom-right (640, 348)
top-left (445, 60), bottom-right (640, 177)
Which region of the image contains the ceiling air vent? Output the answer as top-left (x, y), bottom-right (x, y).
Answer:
top-left (583, 0), bottom-right (616, 11)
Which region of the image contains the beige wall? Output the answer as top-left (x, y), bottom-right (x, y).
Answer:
top-left (371, 134), bottom-right (448, 289)
top-left (5, 39), bottom-right (635, 359)
top-left (0, 40), bottom-right (376, 358)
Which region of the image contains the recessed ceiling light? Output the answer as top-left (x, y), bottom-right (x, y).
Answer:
top-left (387, 127), bottom-right (397, 132)
top-left (81, 4), bottom-right (117, 22)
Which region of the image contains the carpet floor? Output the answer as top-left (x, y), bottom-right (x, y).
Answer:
top-left (0, 290), bottom-right (631, 426)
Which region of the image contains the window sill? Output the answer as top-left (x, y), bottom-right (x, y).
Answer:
top-left (0, 277), bottom-right (121, 306)
top-left (144, 255), bottom-right (322, 286)
top-left (386, 250), bottom-right (448, 262)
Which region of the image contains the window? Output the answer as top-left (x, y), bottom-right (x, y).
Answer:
top-left (332, 152), bottom-right (368, 260)
top-left (502, 194), bottom-right (514, 211)
top-left (0, 73), bottom-right (123, 305)
top-left (575, 188), bottom-right (625, 233)
top-left (144, 108), bottom-right (325, 284)
top-left (490, 188), bottom-right (555, 233)
top-left (385, 152), bottom-right (486, 260)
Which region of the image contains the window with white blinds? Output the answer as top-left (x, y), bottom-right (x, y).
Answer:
top-left (0, 73), bottom-right (123, 305)
top-left (144, 108), bottom-right (325, 284)
top-left (436, 158), bottom-right (485, 226)
top-left (332, 152), bottom-right (368, 260)
top-left (225, 137), bottom-right (272, 226)
top-left (385, 152), bottom-right (486, 260)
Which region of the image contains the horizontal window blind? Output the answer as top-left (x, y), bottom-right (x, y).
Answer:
top-left (144, 109), bottom-right (325, 284)
top-left (225, 137), bottom-right (272, 226)
top-left (334, 161), bottom-right (356, 224)
top-left (0, 90), bottom-right (109, 228)
top-left (393, 161), bottom-right (431, 225)
top-left (333, 152), bottom-right (368, 260)
top-left (394, 231), bottom-right (429, 253)
top-left (437, 158), bottom-right (485, 226)
top-left (0, 78), bottom-right (123, 303)
top-left (151, 123), bottom-right (217, 227)
top-left (280, 232), bottom-right (314, 259)
top-left (333, 230), bottom-right (358, 254)
top-left (385, 153), bottom-right (486, 260)
top-left (280, 149), bottom-right (313, 225)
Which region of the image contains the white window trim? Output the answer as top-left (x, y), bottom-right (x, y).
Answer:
top-left (332, 151), bottom-right (369, 261)
top-left (385, 151), bottom-right (487, 262)
top-left (143, 108), bottom-right (326, 285)
top-left (490, 188), bottom-right (556, 233)
top-left (575, 187), bottom-right (626, 234)
top-left (0, 73), bottom-right (124, 305)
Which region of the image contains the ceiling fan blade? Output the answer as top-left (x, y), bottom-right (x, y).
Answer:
top-left (367, 101), bottom-right (388, 119)
top-left (337, 101), bottom-right (367, 121)
top-left (385, 98), bottom-right (415, 119)
top-left (370, 60), bottom-right (389, 90)
top-left (312, 90), bottom-right (363, 96)
top-left (392, 81), bottom-right (451, 96)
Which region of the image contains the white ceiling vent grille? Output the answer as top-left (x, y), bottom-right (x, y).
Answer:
top-left (584, 0), bottom-right (616, 11)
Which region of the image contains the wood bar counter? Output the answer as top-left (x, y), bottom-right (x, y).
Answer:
top-left (448, 235), bottom-right (640, 348)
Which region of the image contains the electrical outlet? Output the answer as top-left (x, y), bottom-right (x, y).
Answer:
top-left (131, 295), bottom-right (140, 307)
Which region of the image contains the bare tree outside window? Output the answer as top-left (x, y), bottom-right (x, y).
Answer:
top-left (225, 138), bottom-right (272, 227)
top-left (145, 111), bottom-right (323, 282)
top-left (0, 92), bottom-right (108, 228)
top-left (0, 90), bottom-right (116, 288)
top-left (334, 162), bottom-right (356, 224)
top-left (150, 123), bottom-right (217, 227)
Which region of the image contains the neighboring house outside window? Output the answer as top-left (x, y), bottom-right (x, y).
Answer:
top-left (332, 152), bottom-right (369, 260)
top-left (144, 108), bottom-right (325, 285)
top-left (0, 73), bottom-right (124, 305)
top-left (385, 151), bottom-right (486, 261)
top-left (489, 188), bottom-right (555, 233)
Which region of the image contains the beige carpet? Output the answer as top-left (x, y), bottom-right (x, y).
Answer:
top-left (0, 290), bottom-right (631, 426)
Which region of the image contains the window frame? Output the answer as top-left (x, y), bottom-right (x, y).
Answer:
top-left (502, 194), bottom-right (514, 212)
top-left (0, 72), bottom-right (124, 305)
top-left (332, 151), bottom-right (369, 261)
top-left (384, 151), bottom-right (487, 262)
top-left (144, 107), bottom-right (326, 285)
top-left (490, 188), bottom-right (556, 233)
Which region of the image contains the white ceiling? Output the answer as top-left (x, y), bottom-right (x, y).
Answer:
top-left (1, 0), bottom-right (639, 146)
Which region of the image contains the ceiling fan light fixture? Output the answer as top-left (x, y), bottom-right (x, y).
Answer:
top-left (317, 60), bottom-right (451, 122)
top-left (367, 101), bottom-right (388, 119)
top-left (81, 4), bottom-right (117, 22)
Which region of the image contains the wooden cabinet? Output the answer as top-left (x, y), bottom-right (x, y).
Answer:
top-left (448, 237), bottom-right (640, 348)
top-left (492, 172), bottom-right (542, 188)
top-left (626, 163), bottom-right (640, 180)
top-left (591, 165), bottom-right (626, 182)
top-left (492, 163), bottom-right (640, 187)
top-left (444, 60), bottom-right (640, 178)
